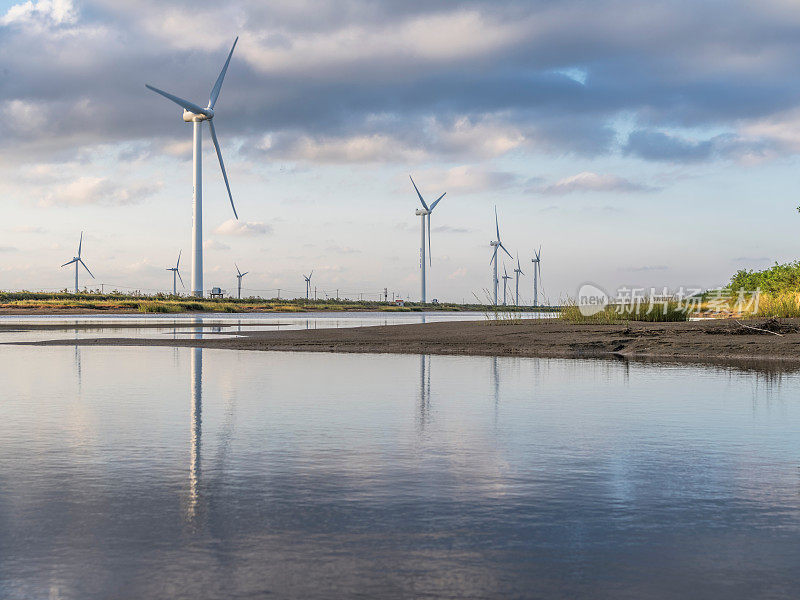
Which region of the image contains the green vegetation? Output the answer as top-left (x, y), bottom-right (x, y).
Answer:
top-left (730, 261), bottom-right (800, 294)
top-left (724, 261), bottom-right (800, 318)
top-left (0, 291), bottom-right (549, 314)
top-left (560, 299), bottom-right (688, 323)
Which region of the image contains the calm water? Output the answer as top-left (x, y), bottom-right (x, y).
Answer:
top-left (1, 333), bottom-right (799, 598)
top-left (0, 311), bottom-right (555, 343)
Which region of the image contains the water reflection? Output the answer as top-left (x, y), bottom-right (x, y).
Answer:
top-left (188, 345), bottom-right (202, 523)
top-left (4, 347), bottom-right (800, 598)
top-left (418, 354), bottom-right (431, 430)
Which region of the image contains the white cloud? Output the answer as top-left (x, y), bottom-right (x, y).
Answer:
top-left (261, 133), bottom-right (427, 164)
top-left (214, 219), bottom-right (273, 236)
top-left (1, 0), bottom-right (76, 27)
top-left (411, 165), bottom-right (520, 194)
top-left (39, 177), bottom-right (162, 207)
top-left (536, 172), bottom-right (653, 195)
top-left (203, 239), bottom-right (231, 250)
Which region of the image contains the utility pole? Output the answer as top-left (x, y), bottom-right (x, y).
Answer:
top-left (277, 289), bottom-right (280, 300)
top-left (314, 286), bottom-right (317, 301)
top-left (384, 287), bottom-right (388, 302)
top-left (336, 289), bottom-right (339, 300)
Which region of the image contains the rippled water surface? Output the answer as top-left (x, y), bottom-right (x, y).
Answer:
top-left (1, 331), bottom-right (799, 599)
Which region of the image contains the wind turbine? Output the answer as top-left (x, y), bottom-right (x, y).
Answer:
top-left (489, 207), bottom-right (513, 305)
top-left (60, 231), bottom-right (94, 294)
top-left (501, 265), bottom-right (512, 306)
top-left (166, 250), bottom-right (184, 295)
top-left (235, 263), bottom-right (248, 299)
top-left (303, 271), bottom-right (314, 300)
top-left (146, 37), bottom-right (239, 297)
top-left (532, 246), bottom-right (542, 307)
top-left (513, 253), bottom-right (524, 306)
top-left (410, 176), bottom-right (445, 303)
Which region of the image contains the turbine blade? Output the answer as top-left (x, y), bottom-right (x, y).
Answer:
top-left (208, 37), bottom-right (238, 109)
top-left (494, 206), bottom-right (500, 241)
top-left (177, 270), bottom-right (185, 287)
top-left (145, 84), bottom-right (207, 115)
top-left (409, 175), bottom-right (429, 211)
top-left (500, 242), bottom-right (513, 260)
top-left (429, 192), bottom-right (446, 212)
top-left (176, 249), bottom-right (181, 269)
top-left (241, 272), bottom-right (248, 277)
top-left (79, 259), bottom-right (95, 279)
top-left (61, 258), bottom-right (77, 267)
top-left (235, 262), bottom-right (241, 276)
top-left (78, 231), bottom-right (83, 257)
top-left (427, 214), bottom-right (432, 266)
top-left (208, 120), bottom-right (238, 219)
top-left (309, 270), bottom-right (313, 278)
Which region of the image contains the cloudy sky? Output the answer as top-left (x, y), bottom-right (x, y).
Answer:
top-left (1, 0), bottom-right (800, 302)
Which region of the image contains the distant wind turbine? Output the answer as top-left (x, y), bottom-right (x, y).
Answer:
top-left (501, 265), bottom-right (512, 306)
top-left (146, 37), bottom-right (240, 297)
top-left (166, 250), bottom-right (184, 295)
top-left (489, 207), bottom-right (513, 306)
top-left (60, 231), bottom-right (94, 294)
top-left (304, 271), bottom-right (314, 300)
top-left (531, 246), bottom-right (542, 307)
top-left (410, 175), bottom-right (445, 303)
top-left (513, 253), bottom-right (524, 306)
top-left (235, 263), bottom-right (248, 299)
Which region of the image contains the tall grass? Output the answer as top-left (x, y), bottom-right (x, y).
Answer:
top-left (472, 291), bottom-right (523, 324)
top-left (560, 299), bottom-right (688, 323)
top-left (749, 292), bottom-right (800, 318)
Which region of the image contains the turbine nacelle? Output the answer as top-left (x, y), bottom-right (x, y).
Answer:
top-left (182, 108), bottom-right (214, 122)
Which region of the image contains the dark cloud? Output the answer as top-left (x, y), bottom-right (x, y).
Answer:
top-left (623, 130), bottom-right (716, 163)
top-left (2, 0), bottom-right (800, 165)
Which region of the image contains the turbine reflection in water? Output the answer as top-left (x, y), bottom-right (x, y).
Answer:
top-left (188, 319), bottom-right (203, 523)
top-left (418, 354), bottom-right (431, 431)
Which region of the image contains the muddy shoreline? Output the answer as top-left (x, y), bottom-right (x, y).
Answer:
top-left (8, 318), bottom-right (800, 367)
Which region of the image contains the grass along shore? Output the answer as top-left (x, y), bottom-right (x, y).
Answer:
top-left (0, 291), bottom-right (557, 314)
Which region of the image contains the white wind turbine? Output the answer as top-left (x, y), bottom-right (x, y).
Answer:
top-left (489, 207), bottom-right (513, 305)
top-left (146, 37), bottom-right (239, 297)
top-left (303, 271), bottom-right (314, 300)
top-left (235, 263), bottom-right (248, 299)
top-left (410, 176), bottom-right (445, 303)
top-left (501, 265), bottom-right (512, 306)
top-left (513, 253), bottom-right (524, 306)
top-left (60, 231), bottom-right (94, 294)
top-left (166, 250), bottom-right (184, 295)
top-left (532, 246), bottom-right (542, 307)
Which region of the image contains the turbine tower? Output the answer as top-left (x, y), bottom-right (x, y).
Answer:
top-left (60, 231), bottom-right (94, 294)
top-left (235, 263), bottom-right (248, 299)
top-left (146, 37), bottom-right (240, 297)
top-left (513, 253), bottom-right (524, 306)
top-left (489, 207), bottom-right (512, 305)
top-left (501, 265), bottom-right (512, 306)
top-left (303, 271), bottom-right (314, 300)
top-left (532, 246), bottom-right (542, 307)
top-left (409, 175), bottom-right (445, 303)
top-left (166, 250), bottom-right (184, 295)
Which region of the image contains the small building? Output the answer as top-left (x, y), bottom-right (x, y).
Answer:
top-left (209, 287), bottom-right (224, 298)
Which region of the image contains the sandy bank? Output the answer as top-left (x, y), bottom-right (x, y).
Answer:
top-left (8, 318), bottom-right (800, 366)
